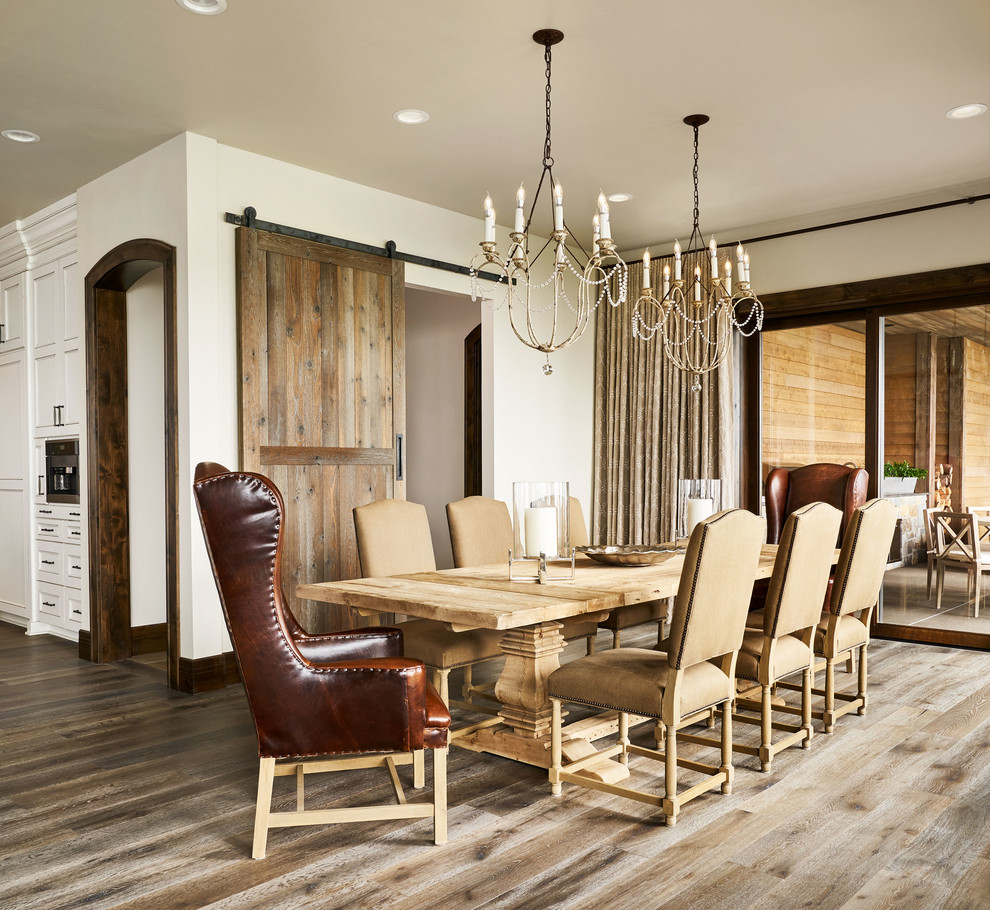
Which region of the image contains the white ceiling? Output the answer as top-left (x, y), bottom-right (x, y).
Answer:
top-left (1, 0), bottom-right (988, 250)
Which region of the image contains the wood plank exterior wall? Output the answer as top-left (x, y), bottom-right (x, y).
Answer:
top-left (883, 334), bottom-right (917, 465)
top-left (761, 323), bottom-right (866, 477)
top-left (965, 337), bottom-right (990, 506)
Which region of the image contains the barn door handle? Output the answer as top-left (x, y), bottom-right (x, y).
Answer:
top-left (396, 433), bottom-right (404, 481)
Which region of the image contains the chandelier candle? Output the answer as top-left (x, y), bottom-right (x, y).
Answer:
top-left (643, 250), bottom-right (651, 290)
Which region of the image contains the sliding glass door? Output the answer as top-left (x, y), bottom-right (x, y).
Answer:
top-left (755, 286), bottom-right (990, 650)
top-left (877, 304), bottom-right (990, 638)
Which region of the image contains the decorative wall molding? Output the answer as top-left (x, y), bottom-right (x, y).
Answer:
top-left (18, 194), bottom-right (78, 267)
top-left (0, 222), bottom-right (28, 277)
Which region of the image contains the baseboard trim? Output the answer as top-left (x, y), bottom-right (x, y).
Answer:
top-left (131, 623), bottom-right (168, 655)
top-left (78, 628), bottom-right (92, 660)
top-left (177, 651), bottom-right (240, 694)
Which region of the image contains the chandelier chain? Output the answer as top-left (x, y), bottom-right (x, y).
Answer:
top-left (692, 125), bottom-right (701, 235)
top-left (543, 43), bottom-right (554, 167)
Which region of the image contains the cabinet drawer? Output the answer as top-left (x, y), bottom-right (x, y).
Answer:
top-left (37, 545), bottom-right (63, 583)
top-left (65, 522), bottom-right (82, 543)
top-left (65, 546), bottom-right (83, 585)
top-left (37, 585), bottom-right (62, 621)
top-left (36, 518), bottom-right (62, 540)
top-left (65, 591), bottom-right (84, 626)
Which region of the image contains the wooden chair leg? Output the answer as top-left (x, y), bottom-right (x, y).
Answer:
top-left (462, 664), bottom-right (474, 703)
top-left (611, 630), bottom-right (621, 649)
top-left (252, 757), bottom-right (276, 860)
top-left (720, 701), bottom-right (734, 794)
top-left (974, 571), bottom-right (982, 619)
top-left (801, 665), bottom-right (814, 748)
top-left (927, 555), bottom-right (934, 599)
top-left (586, 635), bottom-right (596, 656)
top-left (550, 698), bottom-right (563, 795)
top-left (857, 645), bottom-right (869, 716)
top-left (433, 669), bottom-right (450, 706)
top-left (433, 747), bottom-right (447, 845)
top-left (936, 563), bottom-right (945, 611)
top-left (760, 684), bottom-right (773, 772)
top-left (824, 657), bottom-right (836, 733)
top-left (846, 653), bottom-right (855, 674)
top-left (413, 749), bottom-right (425, 788)
top-left (618, 711), bottom-right (630, 765)
top-left (663, 722), bottom-right (678, 826)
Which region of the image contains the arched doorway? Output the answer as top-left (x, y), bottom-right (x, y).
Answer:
top-left (83, 239), bottom-right (180, 689)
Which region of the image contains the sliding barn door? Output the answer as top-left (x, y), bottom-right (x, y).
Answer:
top-left (237, 227), bottom-right (404, 632)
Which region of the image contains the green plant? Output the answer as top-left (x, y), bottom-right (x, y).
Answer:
top-left (884, 460), bottom-right (928, 479)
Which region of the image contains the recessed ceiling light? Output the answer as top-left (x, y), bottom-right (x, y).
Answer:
top-left (393, 109), bottom-right (430, 125)
top-left (175, 0), bottom-right (227, 15)
top-left (946, 103), bottom-right (987, 120)
top-left (1, 129), bottom-right (41, 143)
top-left (606, 193), bottom-right (633, 203)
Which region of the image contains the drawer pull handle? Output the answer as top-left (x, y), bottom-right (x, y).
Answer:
top-left (71, 564), bottom-right (82, 570)
top-left (71, 609), bottom-right (82, 615)
top-left (39, 509), bottom-right (52, 514)
top-left (42, 601), bottom-right (55, 607)
top-left (41, 559), bottom-right (55, 565)
top-left (40, 526), bottom-right (55, 532)
top-left (69, 512), bottom-right (80, 517)
top-left (70, 530), bottom-right (80, 536)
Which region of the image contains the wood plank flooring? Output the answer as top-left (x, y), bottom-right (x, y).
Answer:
top-left (2, 621), bottom-right (990, 909)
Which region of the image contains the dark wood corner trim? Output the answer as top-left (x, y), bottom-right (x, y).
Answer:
top-left (176, 652), bottom-right (241, 694)
top-left (77, 629), bottom-right (92, 661)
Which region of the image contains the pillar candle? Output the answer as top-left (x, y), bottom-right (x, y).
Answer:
top-left (524, 507), bottom-right (558, 557)
top-left (686, 498), bottom-right (714, 536)
top-left (674, 239), bottom-right (682, 280)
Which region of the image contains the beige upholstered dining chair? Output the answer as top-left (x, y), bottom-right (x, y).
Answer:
top-left (787, 498), bottom-right (896, 734)
top-left (931, 509), bottom-right (988, 617)
top-left (731, 502), bottom-right (842, 771)
top-left (547, 508), bottom-right (765, 827)
top-left (568, 497), bottom-right (667, 649)
top-left (354, 499), bottom-right (505, 707)
top-left (446, 495), bottom-right (599, 654)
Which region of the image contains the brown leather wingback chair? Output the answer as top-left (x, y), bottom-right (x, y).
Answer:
top-left (765, 463), bottom-right (868, 547)
top-left (752, 464), bottom-right (868, 617)
top-left (193, 462), bottom-right (450, 858)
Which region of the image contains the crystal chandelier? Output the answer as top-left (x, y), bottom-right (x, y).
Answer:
top-left (470, 29), bottom-right (627, 375)
top-left (633, 115), bottom-right (763, 390)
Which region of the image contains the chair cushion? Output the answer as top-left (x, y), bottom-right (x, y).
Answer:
top-left (815, 613), bottom-right (868, 656)
top-left (736, 629), bottom-right (813, 683)
top-left (399, 619), bottom-right (504, 670)
top-left (548, 648), bottom-right (732, 719)
top-left (598, 600), bottom-right (665, 632)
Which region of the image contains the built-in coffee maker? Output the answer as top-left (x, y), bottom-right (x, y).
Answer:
top-left (45, 438), bottom-right (80, 504)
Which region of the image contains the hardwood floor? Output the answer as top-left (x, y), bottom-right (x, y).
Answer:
top-left (2, 620), bottom-right (990, 909)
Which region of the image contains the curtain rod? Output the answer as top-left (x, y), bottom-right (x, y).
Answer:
top-left (224, 207), bottom-right (510, 284)
top-left (737, 193), bottom-right (990, 246)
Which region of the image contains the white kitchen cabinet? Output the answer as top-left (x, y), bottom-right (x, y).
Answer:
top-left (32, 255), bottom-right (81, 437)
top-left (0, 348), bottom-right (30, 623)
top-left (29, 502), bottom-right (85, 640)
top-left (0, 272), bottom-right (26, 352)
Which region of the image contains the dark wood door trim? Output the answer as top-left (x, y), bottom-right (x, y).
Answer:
top-left (83, 238), bottom-right (180, 690)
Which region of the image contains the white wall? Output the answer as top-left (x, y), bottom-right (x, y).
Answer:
top-left (405, 287), bottom-right (482, 568)
top-left (746, 200), bottom-right (990, 293)
top-left (125, 268), bottom-right (166, 628)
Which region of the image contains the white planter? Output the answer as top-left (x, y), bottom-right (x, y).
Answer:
top-left (883, 476), bottom-right (919, 495)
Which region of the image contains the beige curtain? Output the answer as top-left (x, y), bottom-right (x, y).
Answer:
top-left (592, 250), bottom-right (736, 544)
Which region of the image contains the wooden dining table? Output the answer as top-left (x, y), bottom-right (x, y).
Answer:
top-left (297, 545), bottom-right (781, 780)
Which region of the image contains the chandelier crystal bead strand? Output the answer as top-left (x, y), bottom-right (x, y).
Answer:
top-left (633, 115), bottom-right (763, 390)
top-left (470, 30), bottom-right (628, 375)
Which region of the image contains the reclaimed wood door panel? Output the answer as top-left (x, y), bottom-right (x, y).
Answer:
top-left (237, 227), bottom-right (404, 632)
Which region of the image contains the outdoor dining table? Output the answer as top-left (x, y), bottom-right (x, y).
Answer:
top-left (297, 544), bottom-right (782, 781)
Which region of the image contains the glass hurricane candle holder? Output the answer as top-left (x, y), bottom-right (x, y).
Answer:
top-left (509, 481), bottom-right (575, 583)
top-left (678, 478), bottom-right (722, 540)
